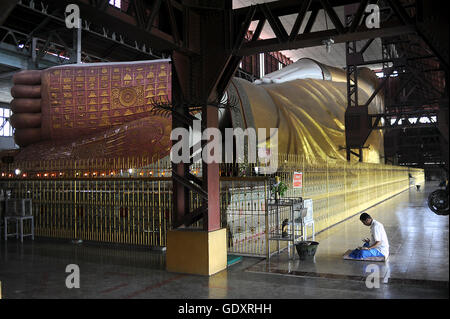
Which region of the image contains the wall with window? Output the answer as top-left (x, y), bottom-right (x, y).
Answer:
top-left (0, 108), bottom-right (12, 137)
top-left (0, 107), bottom-right (16, 150)
top-left (109, 0), bottom-right (122, 9)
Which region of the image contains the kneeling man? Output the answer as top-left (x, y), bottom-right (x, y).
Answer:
top-left (349, 213), bottom-right (389, 259)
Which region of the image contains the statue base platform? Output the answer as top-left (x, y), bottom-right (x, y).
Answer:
top-left (166, 228), bottom-right (227, 276)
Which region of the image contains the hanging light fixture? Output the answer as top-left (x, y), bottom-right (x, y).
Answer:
top-left (322, 38), bottom-right (334, 53)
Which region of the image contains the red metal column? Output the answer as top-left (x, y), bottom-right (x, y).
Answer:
top-left (171, 1), bottom-right (236, 230)
top-left (202, 106), bottom-right (220, 231)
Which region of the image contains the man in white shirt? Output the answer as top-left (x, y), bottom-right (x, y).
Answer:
top-left (349, 212), bottom-right (389, 259)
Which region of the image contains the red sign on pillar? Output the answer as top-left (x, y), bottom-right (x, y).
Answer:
top-left (293, 172), bottom-right (303, 188)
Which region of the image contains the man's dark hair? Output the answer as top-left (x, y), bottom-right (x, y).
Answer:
top-left (360, 213), bottom-right (371, 221)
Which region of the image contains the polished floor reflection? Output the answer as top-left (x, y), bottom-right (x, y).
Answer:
top-left (0, 182), bottom-right (448, 299)
top-left (247, 181), bottom-right (449, 286)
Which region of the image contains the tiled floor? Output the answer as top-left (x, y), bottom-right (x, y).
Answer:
top-left (0, 182), bottom-right (448, 299)
top-left (246, 181), bottom-right (449, 285)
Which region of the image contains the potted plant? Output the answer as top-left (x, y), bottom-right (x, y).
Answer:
top-left (271, 176), bottom-right (288, 201)
top-left (271, 176), bottom-right (288, 238)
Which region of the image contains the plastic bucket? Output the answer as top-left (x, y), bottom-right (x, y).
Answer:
top-left (295, 241), bottom-right (319, 260)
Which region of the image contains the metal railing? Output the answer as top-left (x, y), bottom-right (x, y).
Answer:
top-left (0, 154), bottom-right (424, 257)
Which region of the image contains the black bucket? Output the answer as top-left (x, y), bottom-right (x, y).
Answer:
top-left (295, 241), bottom-right (319, 260)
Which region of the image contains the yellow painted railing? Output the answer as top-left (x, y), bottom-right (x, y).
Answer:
top-left (222, 154), bottom-right (424, 256)
top-left (0, 154), bottom-right (424, 257)
top-left (276, 154), bottom-right (424, 236)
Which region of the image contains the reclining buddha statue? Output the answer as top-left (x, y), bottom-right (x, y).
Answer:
top-left (5, 58), bottom-right (384, 164)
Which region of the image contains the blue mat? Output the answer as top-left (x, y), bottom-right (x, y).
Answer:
top-left (343, 249), bottom-right (387, 262)
top-left (227, 255), bottom-right (242, 267)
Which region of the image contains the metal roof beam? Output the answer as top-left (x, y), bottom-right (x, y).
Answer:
top-left (237, 22), bottom-right (414, 56)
